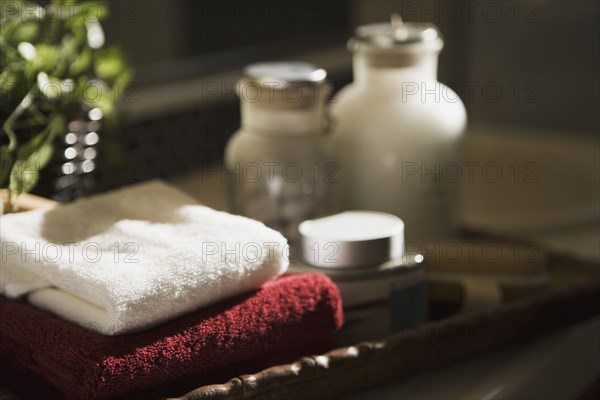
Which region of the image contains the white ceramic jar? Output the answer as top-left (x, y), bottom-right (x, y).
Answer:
top-left (225, 62), bottom-right (333, 242)
top-left (329, 17), bottom-right (467, 241)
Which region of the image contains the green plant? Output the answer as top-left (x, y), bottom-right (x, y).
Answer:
top-left (0, 0), bottom-right (131, 210)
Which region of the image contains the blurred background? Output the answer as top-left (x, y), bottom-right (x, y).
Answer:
top-left (111, 0), bottom-right (599, 133)
top-left (25, 0), bottom-right (598, 199)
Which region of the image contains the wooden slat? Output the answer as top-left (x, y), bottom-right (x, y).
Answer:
top-left (0, 190), bottom-right (58, 214)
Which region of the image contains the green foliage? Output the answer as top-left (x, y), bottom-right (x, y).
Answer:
top-left (0, 0), bottom-right (131, 208)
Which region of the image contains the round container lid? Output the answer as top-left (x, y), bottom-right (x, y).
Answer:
top-left (350, 14), bottom-right (443, 53)
top-left (243, 62), bottom-right (327, 87)
top-left (299, 211), bottom-right (405, 269)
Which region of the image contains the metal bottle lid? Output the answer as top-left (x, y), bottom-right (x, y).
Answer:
top-left (350, 14), bottom-right (444, 54)
top-left (299, 211), bottom-right (405, 269)
top-left (243, 62), bottom-right (327, 88)
top-left (239, 62), bottom-right (330, 111)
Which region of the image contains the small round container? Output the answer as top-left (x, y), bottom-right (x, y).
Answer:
top-left (299, 211), bottom-right (404, 269)
top-left (293, 211), bottom-right (427, 331)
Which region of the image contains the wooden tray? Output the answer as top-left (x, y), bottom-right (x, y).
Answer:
top-left (171, 248), bottom-right (599, 400)
top-left (0, 190), bottom-right (57, 214)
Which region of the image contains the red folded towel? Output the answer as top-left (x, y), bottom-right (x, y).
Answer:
top-left (0, 273), bottom-right (343, 400)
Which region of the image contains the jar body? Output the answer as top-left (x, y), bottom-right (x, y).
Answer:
top-left (330, 55), bottom-right (467, 241)
top-left (225, 128), bottom-right (333, 242)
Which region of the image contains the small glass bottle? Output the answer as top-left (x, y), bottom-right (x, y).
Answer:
top-left (225, 62), bottom-right (333, 242)
top-left (330, 15), bottom-right (467, 241)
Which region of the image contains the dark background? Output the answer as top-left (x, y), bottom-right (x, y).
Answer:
top-left (33, 0), bottom-right (600, 198)
top-left (103, 0), bottom-right (599, 134)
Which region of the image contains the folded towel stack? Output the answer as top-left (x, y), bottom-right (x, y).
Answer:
top-left (0, 181), bottom-right (344, 399)
top-left (1, 181), bottom-right (289, 335)
top-left (0, 274), bottom-right (343, 400)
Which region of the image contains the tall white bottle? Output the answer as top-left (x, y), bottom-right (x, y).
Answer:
top-left (330, 16), bottom-right (467, 241)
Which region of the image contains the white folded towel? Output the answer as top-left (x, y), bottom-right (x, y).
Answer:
top-left (0, 181), bottom-right (288, 335)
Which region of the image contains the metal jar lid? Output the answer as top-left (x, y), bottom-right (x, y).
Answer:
top-left (239, 62), bottom-right (330, 109)
top-left (349, 14), bottom-right (444, 54)
top-left (243, 62), bottom-right (327, 88)
top-left (299, 211), bottom-right (405, 269)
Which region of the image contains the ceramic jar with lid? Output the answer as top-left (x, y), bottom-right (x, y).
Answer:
top-left (330, 16), bottom-right (467, 241)
top-left (225, 62), bottom-right (333, 242)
